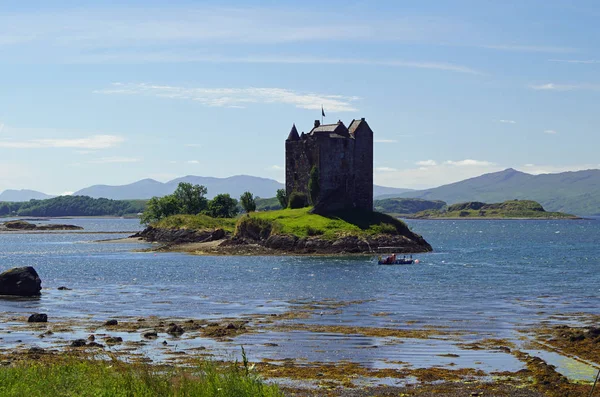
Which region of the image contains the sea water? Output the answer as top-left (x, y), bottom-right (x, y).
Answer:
top-left (0, 217), bottom-right (599, 379)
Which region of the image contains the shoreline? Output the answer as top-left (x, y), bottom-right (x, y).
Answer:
top-left (403, 216), bottom-right (586, 220)
top-left (0, 306), bottom-right (596, 396)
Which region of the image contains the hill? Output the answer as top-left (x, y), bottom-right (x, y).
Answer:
top-left (411, 200), bottom-right (578, 219)
top-left (73, 175), bottom-right (285, 200)
top-left (0, 196), bottom-right (146, 217)
top-left (400, 168), bottom-right (600, 216)
top-left (374, 198), bottom-right (446, 216)
top-left (0, 189), bottom-right (54, 202)
top-left (72, 175), bottom-right (412, 202)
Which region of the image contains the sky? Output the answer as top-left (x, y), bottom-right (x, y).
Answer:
top-left (1, 0), bottom-right (599, 195)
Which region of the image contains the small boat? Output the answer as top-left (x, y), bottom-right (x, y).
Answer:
top-left (377, 254), bottom-right (419, 265)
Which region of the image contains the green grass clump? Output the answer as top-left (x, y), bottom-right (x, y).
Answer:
top-left (0, 356), bottom-right (283, 397)
top-left (239, 207), bottom-right (411, 240)
top-left (153, 214), bottom-right (237, 232)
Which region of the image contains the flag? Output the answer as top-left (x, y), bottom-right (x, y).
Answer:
top-left (321, 106), bottom-right (325, 117)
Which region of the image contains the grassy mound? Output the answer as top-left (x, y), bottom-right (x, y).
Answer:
top-left (415, 199), bottom-right (577, 219)
top-left (153, 214), bottom-right (237, 232)
top-left (236, 207), bottom-right (412, 240)
top-left (0, 356), bottom-right (283, 397)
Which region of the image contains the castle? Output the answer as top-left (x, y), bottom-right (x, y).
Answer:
top-left (285, 118), bottom-right (373, 212)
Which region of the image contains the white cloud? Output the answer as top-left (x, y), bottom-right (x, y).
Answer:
top-left (374, 139), bottom-right (398, 143)
top-left (548, 59), bottom-right (600, 64)
top-left (375, 167), bottom-right (398, 172)
top-left (60, 191), bottom-right (74, 196)
top-left (88, 156), bottom-right (141, 164)
top-left (529, 83), bottom-right (600, 91)
top-left (444, 159), bottom-right (494, 167)
top-left (78, 53), bottom-right (482, 74)
top-left (268, 165), bottom-right (284, 170)
top-left (497, 119), bottom-right (516, 124)
top-left (96, 83), bottom-right (360, 112)
top-left (187, 160), bottom-right (200, 164)
top-left (0, 135), bottom-right (124, 149)
top-left (544, 130), bottom-right (558, 134)
top-left (481, 44), bottom-right (576, 53)
top-left (416, 160), bottom-right (437, 166)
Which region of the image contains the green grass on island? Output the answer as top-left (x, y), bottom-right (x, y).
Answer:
top-left (0, 355), bottom-right (283, 397)
top-left (411, 199), bottom-right (578, 219)
top-left (153, 213), bottom-right (237, 232)
top-left (152, 207), bottom-right (412, 240)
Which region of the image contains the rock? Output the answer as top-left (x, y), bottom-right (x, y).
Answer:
top-left (71, 339), bottom-right (87, 347)
top-left (87, 342), bottom-right (104, 348)
top-left (106, 337), bottom-right (123, 344)
top-left (88, 334), bottom-right (95, 341)
top-left (28, 313), bottom-right (48, 323)
top-left (0, 266), bottom-right (42, 296)
top-left (104, 319), bottom-right (118, 326)
top-left (142, 331), bottom-right (158, 339)
top-left (28, 347), bottom-right (45, 354)
top-left (166, 324), bottom-right (184, 336)
top-left (162, 340), bottom-right (168, 346)
top-left (57, 286), bottom-right (71, 291)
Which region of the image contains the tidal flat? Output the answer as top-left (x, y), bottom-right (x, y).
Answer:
top-left (1, 217), bottom-right (600, 395)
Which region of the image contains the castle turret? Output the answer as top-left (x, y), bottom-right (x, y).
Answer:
top-left (286, 124), bottom-right (300, 141)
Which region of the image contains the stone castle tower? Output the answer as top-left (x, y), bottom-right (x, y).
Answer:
top-left (285, 118), bottom-right (373, 212)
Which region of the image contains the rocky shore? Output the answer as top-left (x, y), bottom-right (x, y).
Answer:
top-left (0, 220), bottom-right (83, 231)
top-left (131, 225), bottom-right (432, 255)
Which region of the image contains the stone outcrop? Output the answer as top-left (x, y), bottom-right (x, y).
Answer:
top-left (0, 266), bottom-right (42, 296)
top-left (132, 226), bottom-right (226, 244)
top-left (237, 232), bottom-right (431, 255)
top-left (1, 220), bottom-right (83, 231)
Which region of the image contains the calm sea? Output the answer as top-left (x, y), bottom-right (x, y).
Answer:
top-left (0, 217), bottom-right (599, 379)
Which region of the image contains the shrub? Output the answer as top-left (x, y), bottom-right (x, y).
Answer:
top-left (276, 189), bottom-right (288, 209)
top-left (288, 192), bottom-right (308, 209)
top-left (240, 191), bottom-right (257, 213)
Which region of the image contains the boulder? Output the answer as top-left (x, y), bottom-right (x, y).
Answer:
top-left (28, 313), bottom-right (48, 323)
top-left (0, 266), bottom-right (42, 296)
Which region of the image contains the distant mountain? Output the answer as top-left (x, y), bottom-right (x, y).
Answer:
top-left (373, 185), bottom-right (414, 199)
top-left (74, 175), bottom-right (285, 200)
top-left (74, 179), bottom-right (171, 200)
top-left (73, 175), bottom-right (413, 203)
top-left (400, 168), bottom-right (600, 216)
top-left (0, 189), bottom-right (54, 202)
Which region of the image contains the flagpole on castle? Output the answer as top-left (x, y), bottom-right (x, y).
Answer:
top-left (321, 105), bottom-right (325, 125)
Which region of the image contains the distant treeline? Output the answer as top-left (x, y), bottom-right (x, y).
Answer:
top-left (0, 196), bottom-right (147, 217)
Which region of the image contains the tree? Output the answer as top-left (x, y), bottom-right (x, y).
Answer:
top-left (173, 182), bottom-right (208, 215)
top-left (308, 166), bottom-right (320, 205)
top-left (276, 189), bottom-right (288, 209)
top-left (240, 191), bottom-right (256, 213)
top-left (141, 195), bottom-right (179, 224)
top-left (205, 194), bottom-right (239, 218)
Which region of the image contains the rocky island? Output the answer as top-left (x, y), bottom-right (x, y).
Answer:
top-left (408, 199), bottom-right (580, 219)
top-left (133, 207), bottom-right (432, 255)
top-left (0, 220), bottom-right (83, 231)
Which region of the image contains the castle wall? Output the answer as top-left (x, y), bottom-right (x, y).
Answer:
top-left (353, 124), bottom-right (373, 210)
top-left (285, 119), bottom-right (373, 212)
top-left (285, 139), bottom-right (318, 200)
top-left (317, 136), bottom-right (355, 211)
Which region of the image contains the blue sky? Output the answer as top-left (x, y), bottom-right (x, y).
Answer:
top-left (1, 0), bottom-right (599, 194)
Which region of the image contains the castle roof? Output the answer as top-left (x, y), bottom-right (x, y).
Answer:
top-left (348, 118), bottom-right (369, 135)
top-left (309, 121), bottom-right (350, 138)
top-left (286, 124), bottom-right (300, 141)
